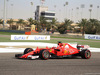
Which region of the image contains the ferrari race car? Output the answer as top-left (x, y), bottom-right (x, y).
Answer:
top-left (15, 42), bottom-right (91, 60)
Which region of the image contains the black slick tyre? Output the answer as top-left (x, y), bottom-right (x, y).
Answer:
top-left (81, 50), bottom-right (91, 59)
top-left (39, 49), bottom-right (50, 60)
top-left (24, 48), bottom-right (33, 54)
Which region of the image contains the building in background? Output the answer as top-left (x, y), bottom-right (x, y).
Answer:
top-left (41, 11), bottom-right (55, 22)
top-left (35, 6), bottom-right (55, 22)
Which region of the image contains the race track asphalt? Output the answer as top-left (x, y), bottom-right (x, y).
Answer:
top-left (0, 53), bottom-right (100, 75)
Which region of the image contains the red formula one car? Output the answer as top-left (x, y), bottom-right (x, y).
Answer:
top-left (15, 42), bottom-right (91, 60)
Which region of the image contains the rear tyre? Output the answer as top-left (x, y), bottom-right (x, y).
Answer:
top-left (24, 48), bottom-right (33, 54)
top-left (39, 49), bottom-right (50, 60)
top-left (81, 50), bottom-right (91, 59)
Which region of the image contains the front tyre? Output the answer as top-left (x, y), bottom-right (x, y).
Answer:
top-left (39, 49), bottom-right (50, 60)
top-left (24, 48), bottom-right (33, 54)
top-left (81, 50), bottom-right (91, 59)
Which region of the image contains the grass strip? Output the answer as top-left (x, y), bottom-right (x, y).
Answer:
top-left (0, 37), bottom-right (100, 48)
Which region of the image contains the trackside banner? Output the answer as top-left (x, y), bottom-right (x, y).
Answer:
top-left (11, 35), bottom-right (50, 40)
top-left (84, 34), bottom-right (100, 40)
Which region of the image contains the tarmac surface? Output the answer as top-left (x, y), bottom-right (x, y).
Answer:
top-left (0, 53), bottom-right (100, 75)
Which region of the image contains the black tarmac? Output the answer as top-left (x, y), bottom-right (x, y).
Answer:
top-left (0, 53), bottom-right (100, 75)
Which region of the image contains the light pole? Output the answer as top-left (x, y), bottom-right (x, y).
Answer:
top-left (30, 2), bottom-right (33, 18)
top-left (6, 0), bottom-right (9, 20)
top-left (89, 4), bottom-right (93, 19)
top-left (11, 4), bottom-right (13, 19)
top-left (97, 6), bottom-right (99, 20)
top-left (59, 9), bottom-right (62, 22)
top-left (3, 0), bottom-right (6, 29)
top-left (69, 9), bottom-right (70, 20)
top-left (64, 2), bottom-right (68, 19)
top-left (89, 9), bottom-right (92, 19)
top-left (81, 4), bottom-right (85, 19)
top-left (54, 5), bottom-right (56, 19)
top-left (40, 0), bottom-right (45, 6)
top-left (76, 7), bottom-right (79, 22)
top-left (71, 8), bottom-right (73, 21)
top-left (90, 4), bottom-right (93, 8)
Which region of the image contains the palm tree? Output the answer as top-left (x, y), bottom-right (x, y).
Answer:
top-left (96, 21), bottom-right (100, 34)
top-left (87, 19), bottom-right (99, 34)
top-left (7, 19), bottom-right (14, 30)
top-left (78, 19), bottom-right (100, 35)
top-left (0, 19), bottom-right (3, 24)
top-left (49, 18), bottom-right (57, 33)
top-left (33, 20), bottom-right (40, 31)
top-left (22, 21), bottom-right (28, 27)
top-left (0, 19), bottom-right (3, 29)
top-left (40, 16), bottom-right (47, 30)
top-left (64, 19), bottom-right (73, 30)
top-left (57, 19), bottom-right (73, 34)
top-left (51, 18), bottom-right (57, 27)
top-left (78, 19), bottom-right (88, 36)
top-left (27, 18), bottom-right (34, 26)
top-left (17, 19), bottom-right (24, 30)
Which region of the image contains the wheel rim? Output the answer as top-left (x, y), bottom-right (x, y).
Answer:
top-left (43, 51), bottom-right (49, 59)
top-left (85, 51), bottom-right (91, 58)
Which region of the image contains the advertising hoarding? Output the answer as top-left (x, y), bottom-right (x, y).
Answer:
top-left (11, 35), bottom-right (50, 40)
top-left (84, 34), bottom-right (100, 40)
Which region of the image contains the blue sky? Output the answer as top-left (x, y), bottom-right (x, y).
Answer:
top-left (0, 0), bottom-right (100, 22)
